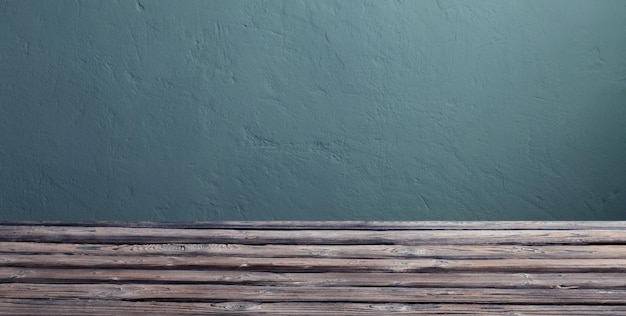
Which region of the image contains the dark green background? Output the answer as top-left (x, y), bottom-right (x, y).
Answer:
top-left (1, 0), bottom-right (625, 221)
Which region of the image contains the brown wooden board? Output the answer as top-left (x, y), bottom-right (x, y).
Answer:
top-left (1, 225), bottom-right (625, 245)
top-left (3, 242), bottom-right (626, 259)
top-left (0, 222), bottom-right (624, 315)
top-left (2, 300), bottom-right (626, 315)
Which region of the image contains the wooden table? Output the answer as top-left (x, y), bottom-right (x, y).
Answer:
top-left (1, 221), bottom-right (625, 315)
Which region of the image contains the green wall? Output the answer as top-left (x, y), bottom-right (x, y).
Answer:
top-left (1, 0), bottom-right (625, 221)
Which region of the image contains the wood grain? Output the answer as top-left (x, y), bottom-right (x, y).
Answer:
top-left (0, 221), bottom-right (624, 315)
top-left (1, 225), bottom-right (625, 245)
top-left (3, 283), bottom-right (626, 304)
top-left (3, 242), bottom-right (626, 259)
top-left (2, 300), bottom-right (626, 315)
top-left (2, 253), bottom-right (625, 272)
top-left (2, 268), bottom-right (625, 289)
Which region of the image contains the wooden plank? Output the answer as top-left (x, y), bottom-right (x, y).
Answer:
top-left (1, 253), bottom-right (625, 272)
top-left (3, 241), bottom-right (625, 259)
top-left (1, 300), bottom-right (626, 315)
top-left (2, 268), bottom-right (625, 289)
top-left (1, 226), bottom-right (625, 245)
top-left (2, 283), bottom-right (625, 304)
top-left (2, 221), bottom-right (625, 230)
top-left (1, 222), bottom-right (623, 314)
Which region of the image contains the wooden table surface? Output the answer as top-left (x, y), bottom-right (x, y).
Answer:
top-left (1, 221), bottom-right (625, 315)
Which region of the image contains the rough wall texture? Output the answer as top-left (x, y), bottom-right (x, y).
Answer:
top-left (1, 0), bottom-right (625, 221)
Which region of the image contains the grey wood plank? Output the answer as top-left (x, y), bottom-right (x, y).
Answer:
top-left (2, 253), bottom-right (625, 272)
top-left (3, 242), bottom-right (626, 259)
top-left (1, 268), bottom-right (625, 289)
top-left (1, 300), bottom-right (626, 315)
top-left (1, 222), bottom-right (622, 314)
top-left (2, 283), bottom-right (625, 304)
top-left (1, 226), bottom-right (624, 245)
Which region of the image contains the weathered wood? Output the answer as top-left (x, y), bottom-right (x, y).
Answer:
top-left (3, 242), bottom-right (625, 259)
top-left (2, 268), bottom-right (625, 289)
top-left (0, 222), bottom-right (624, 315)
top-left (2, 300), bottom-right (626, 315)
top-left (1, 225), bottom-right (624, 244)
top-left (2, 283), bottom-right (626, 304)
top-left (1, 253), bottom-right (625, 272)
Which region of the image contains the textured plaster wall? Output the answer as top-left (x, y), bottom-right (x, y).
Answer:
top-left (1, 0), bottom-right (625, 221)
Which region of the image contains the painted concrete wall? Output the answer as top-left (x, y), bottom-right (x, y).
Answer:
top-left (1, 0), bottom-right (625, 221)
